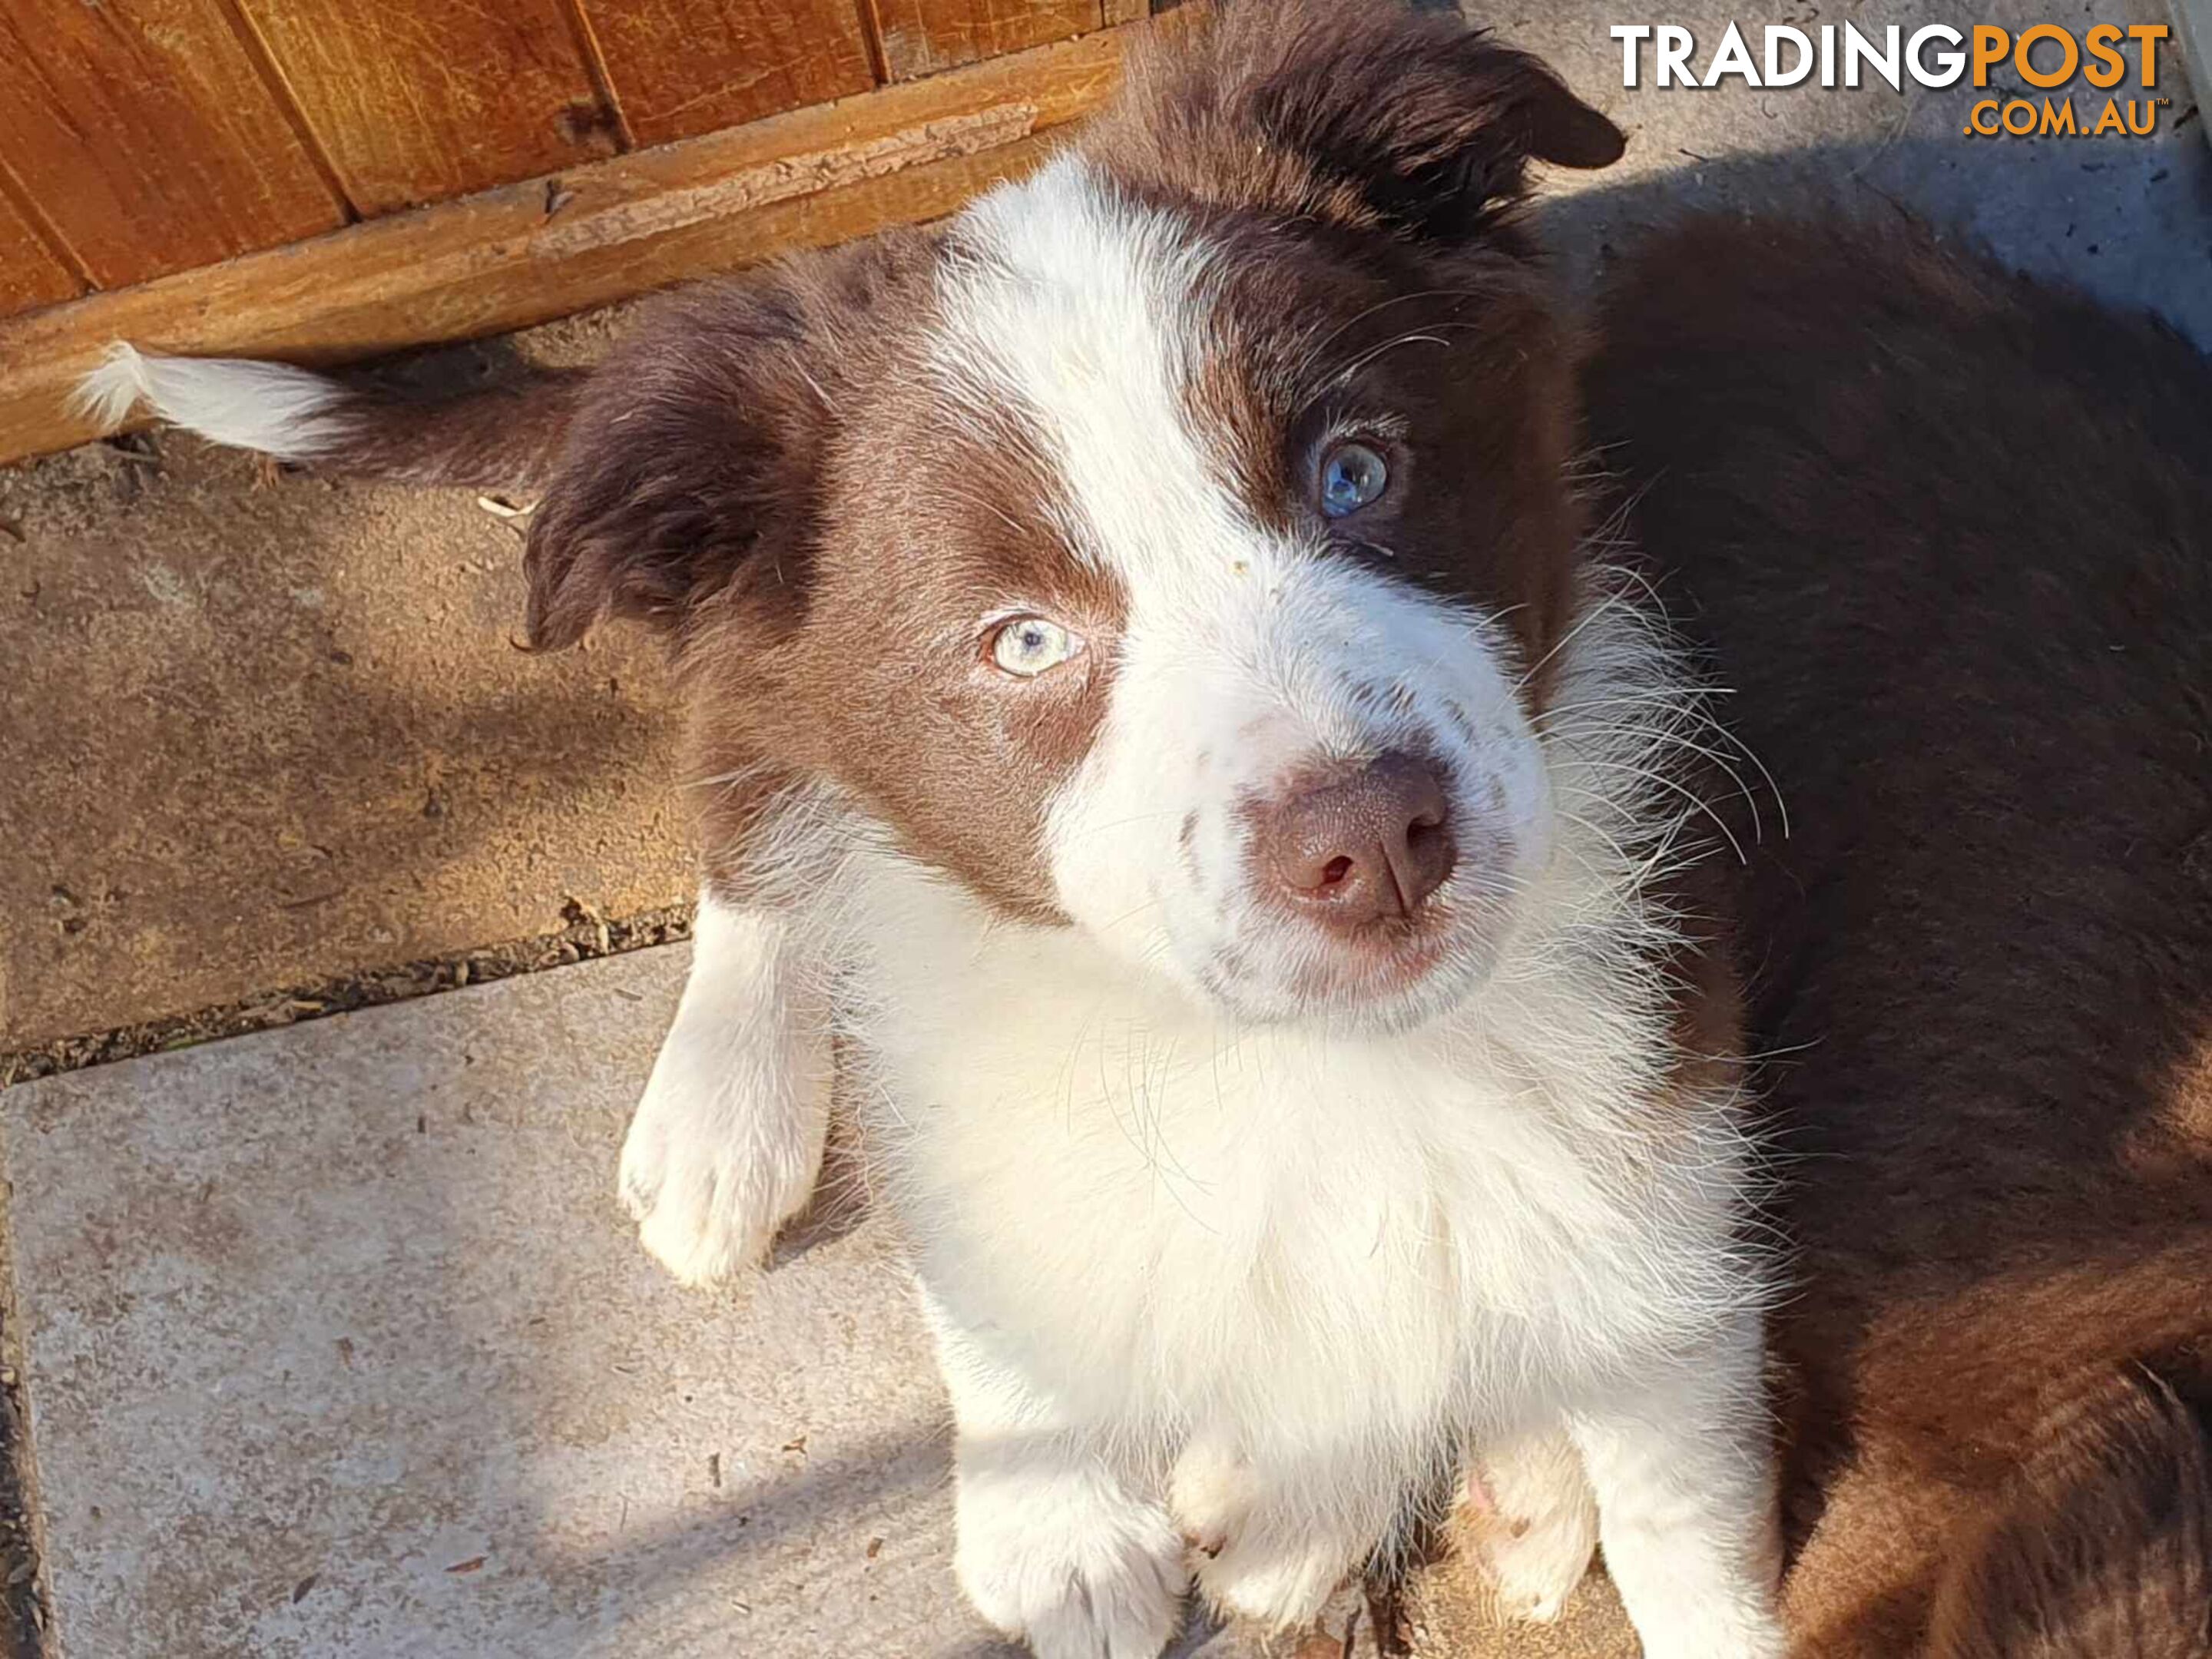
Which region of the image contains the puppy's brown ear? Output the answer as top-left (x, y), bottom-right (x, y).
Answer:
top-left (520, 274), bottom-right (826, 651)
top-left (518, 233), bottom-right (935, 651)
top-left (1109, 0), bottom-right (1622, 246)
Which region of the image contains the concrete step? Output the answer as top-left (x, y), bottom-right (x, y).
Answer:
top-left (0, 946), bottom-right (1637, 1657)
top-left (1, 949), bottom-right (983, 1658)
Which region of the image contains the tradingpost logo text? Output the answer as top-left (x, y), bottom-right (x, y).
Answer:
top-left (1611, 22), bottom-right (2174, 136)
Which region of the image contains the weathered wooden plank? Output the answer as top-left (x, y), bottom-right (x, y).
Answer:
top-left (581, 0), bottom-right (879, 149)
top-left (873, 0), bottom-right (1102, 80)
top-left (235, 0), bottom-right (614, 216)
top-left (0, 22), bottom-right (1151, 467)
top-left (0, 0), bottom-right (346, 287)
top-left (0, 180), bottom-right (84, 318)
top-left (1101, 0), bottom-right (1149, 22)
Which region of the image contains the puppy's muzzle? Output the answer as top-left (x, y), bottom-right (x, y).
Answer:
top-left (1257, 750), bottom-right (1457, 929)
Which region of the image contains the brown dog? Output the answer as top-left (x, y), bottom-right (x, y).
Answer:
top-left (1588, 217), bottom-right (2212, 1656)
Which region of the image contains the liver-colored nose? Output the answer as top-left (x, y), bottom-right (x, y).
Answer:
top-left (1263, 752), bottom-right (1456, 926)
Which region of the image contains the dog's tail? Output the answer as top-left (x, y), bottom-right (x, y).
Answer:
top-left (71, 343), bottom-right (584, 492)
top-left (1928, 1366), bottom-right (2212, 1659)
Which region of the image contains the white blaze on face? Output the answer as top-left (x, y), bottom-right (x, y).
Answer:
top-left (937, 155), bottom-right (1553, 1028)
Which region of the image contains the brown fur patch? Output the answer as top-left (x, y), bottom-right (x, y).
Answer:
top-left (1084, 0), bottom-right (1619, 688)
top-left (520, 233), bottom-right (937, 651)
top-left (1171, 207), bottom-right (1587, 682)
top-left (694, 383), bottom-right (1128, 921)
top-left (335, 364), bottom-right (586, 490)
top-left (1588, 214), bottom-right (2212, 1654)
top-left (1929, 1371), bottom-right (2212, 1659)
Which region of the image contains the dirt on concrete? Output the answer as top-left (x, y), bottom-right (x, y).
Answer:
top-left (0, 1132), bottom-right (43, 1659)
top-left (0, 314), bottom-right (707, 1056)
top-left (1403, 1548), bottom-right (1637, 1659)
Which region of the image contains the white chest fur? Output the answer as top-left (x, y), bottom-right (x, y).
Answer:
top-left (838, 853), bottom-right (1755, 1466)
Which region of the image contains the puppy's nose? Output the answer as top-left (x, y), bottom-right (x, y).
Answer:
top-left (1263, 752), bottom-right (1455, 926)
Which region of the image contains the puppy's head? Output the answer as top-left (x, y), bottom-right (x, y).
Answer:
top-left (526, 0), bottom-right (1624, 1031)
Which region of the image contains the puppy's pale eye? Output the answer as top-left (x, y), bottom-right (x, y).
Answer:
top-left (988, 615), bottom-right (1084, 677)
top-left (1320, 441), bottom-right (1389, 517)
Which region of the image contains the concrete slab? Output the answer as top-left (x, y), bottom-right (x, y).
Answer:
top-left (0, 939), bottom-right (1634, 1658)
top-left (0, 947), bottom-right (992, 1659)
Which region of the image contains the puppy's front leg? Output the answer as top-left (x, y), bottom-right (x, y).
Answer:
top-left (1569, 1317), bottom-right (1784, 1659)
top-left (619, 886), bottom-right (831, 1285)
top-left (928, 1295), bottom-right (1188, 1659)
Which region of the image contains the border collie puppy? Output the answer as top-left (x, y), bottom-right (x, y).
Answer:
top-left (78, 5), bottom-right (1783, 1654)
top-left (1588, 216), bottom-right (2212, 1657)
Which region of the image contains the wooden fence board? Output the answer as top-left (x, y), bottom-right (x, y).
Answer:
top-left (0, 0), bottom-right (346, 288)
top-left (581, 0), bottom-right (878, 149)
top-left (236, 0), bottom-right (614, 216)
top-left (0, 182), bottom-right (83, 318)
top-left (0, 22), bottom-right (1148, 466)
top-left (871, 0), bottom-right (1101, 80)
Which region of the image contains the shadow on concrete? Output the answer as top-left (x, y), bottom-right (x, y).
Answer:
top-left (1532, 128), bottom-right (2212, 343)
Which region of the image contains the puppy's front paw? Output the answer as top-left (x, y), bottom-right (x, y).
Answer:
top-left (957, 1462), bottom-right (1187, 1659)
top-left (619, 1116), bottom-right (808, 1286)
top-left (618, 1025), bottom-right (826, 1287)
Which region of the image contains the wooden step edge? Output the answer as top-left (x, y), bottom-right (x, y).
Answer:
top-left (0, 19), bottom-right (1159, 469)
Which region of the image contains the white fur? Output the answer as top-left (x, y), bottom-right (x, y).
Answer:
top-left (1463, 1424), bottom-right (1600, 1622)
top-left (1569, 1312), bottom-right (1783, 1657)
top-left (71, 343), bottom-right (349, 461)
top-left (930, 1293), bottom-right (1190, 1659)
top-left (618, 892), bottom-right (830, 1285)
top-left (623, 157), bottom-right (1782, 1656)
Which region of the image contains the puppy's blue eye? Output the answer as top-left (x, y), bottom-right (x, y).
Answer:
top-left (1320, 442), bottom-right (1389, 517)
top-left (988, 614), bottom-right (1083, 677)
